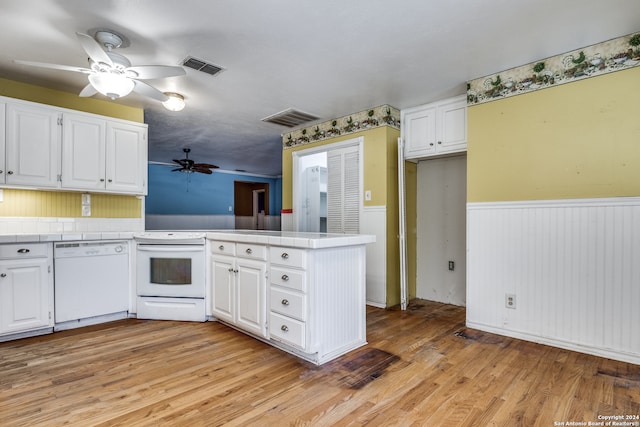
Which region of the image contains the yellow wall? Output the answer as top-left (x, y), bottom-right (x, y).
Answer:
top-left (0, 190), bottom-right (141, 218)
top-left (0, 78), bottom-right (144, 219)
top-left (0, 77), bottom-right (143, 122)
top-left (282, 125), bottom-right (403, 306)
top-left (468, 67), bottom-right (640, 202)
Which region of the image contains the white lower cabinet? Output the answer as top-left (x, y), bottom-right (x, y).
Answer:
top-left (210, 241), bottom-right (267, 338)
top-left (0, 243), bottom-right (53, 337)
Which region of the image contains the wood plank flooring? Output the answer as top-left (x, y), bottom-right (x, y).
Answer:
top-left (1, 300), bottom-right (639, 426)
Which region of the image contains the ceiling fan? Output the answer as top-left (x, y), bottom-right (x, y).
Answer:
top-left (172, 148), bottom-right (219, 174)
top-left (14, 30), bottom-right (185, 102)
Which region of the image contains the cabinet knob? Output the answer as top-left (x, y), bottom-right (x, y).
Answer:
top-left (429, 143), bottom-right (434, 146)
top-left (0, 170), bottom-right (3, 174)
top-left (108, 179), bottom-right (113, 183)
top-left (218, 245), bottom-right (224, 250)
top-left (281, 252), bottom-right (289, 259)
top-left (100, 178), bottom-right (105, 182)
top-left (228, 267), bottom-right (234, 272)
top-left (245, 248), bottom-right (252, 255)
top-left (438, 141), bottom-right (442, 144)
top-left (0, 273), bottom-right (6, 278)
top-left (7, 171), bottom-right (13, 175)
top-left (280, 325), bottom-right (289, 332)
top-left (281, 274), bottom-right (289, 281)
top-left (281, 299), bottom-right (289, 306)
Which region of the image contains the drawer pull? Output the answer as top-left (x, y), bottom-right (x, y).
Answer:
top-left (281, 274), bottom-right (289, 281)
top-left (281, 252), bottom-right (289, 259)
top-left (218, 245), bottom-right (224, 250)
top-left (281, 299), bottom-right (289, 306)
top-left (281, 325), bottom-right (289, 332)
top-left (0, 273), bottom-right (6, 278)
top-left (245, 248), bottom-right (252, 255)
top-left (17, 248), bottom-right (30, 254)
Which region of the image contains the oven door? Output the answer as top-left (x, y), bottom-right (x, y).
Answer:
top-left (136, 245), bottom-right (205, 298)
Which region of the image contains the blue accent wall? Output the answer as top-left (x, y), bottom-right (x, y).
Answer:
top-left (146, 164), bottom-right (282, 215)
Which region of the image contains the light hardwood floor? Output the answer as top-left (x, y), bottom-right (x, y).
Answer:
top-left (1, 300), bottom-right (639, 426)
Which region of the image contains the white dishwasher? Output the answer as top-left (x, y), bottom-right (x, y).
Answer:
top-left (54, 241), bottom-right (129, 330)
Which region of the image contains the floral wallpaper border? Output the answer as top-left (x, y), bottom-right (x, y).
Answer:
top-left (467, 31), bottom-right (640, 105)
top-left (281, 104), bottom-right (400, 149)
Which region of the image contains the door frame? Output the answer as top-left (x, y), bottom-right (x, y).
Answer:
top-left (291, 136), bottom-right (364, 232)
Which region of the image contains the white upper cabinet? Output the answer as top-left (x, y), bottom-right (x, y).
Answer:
top-left (105, 121), bottom-right (147, 194)
top-left (1, 96), bottom-right (148, 195)
top-left (0, 102), bottom-right (5, 185)
top-left (402, 94), bottom-right (467, 160)
top-left (61, 113), bottom-right (107, 191)
top-left (5, 102), bottom-right (61, 188)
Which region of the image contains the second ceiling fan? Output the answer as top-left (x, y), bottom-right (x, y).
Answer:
top-left (172, 148), bottom-right (219, 174)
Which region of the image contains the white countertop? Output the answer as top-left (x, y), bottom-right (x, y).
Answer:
top-left (206, 230), bottom-right (375, 249)
top-left (0, 230), bottom-right (376, 248)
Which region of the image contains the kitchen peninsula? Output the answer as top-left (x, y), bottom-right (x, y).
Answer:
top-left (206, 230), bottom-right (375, 364)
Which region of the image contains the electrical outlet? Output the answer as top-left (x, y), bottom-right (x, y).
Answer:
top-left (365, 190), bottom-right (371, 201)
top-left (505, 293), bottom-right (516, 309)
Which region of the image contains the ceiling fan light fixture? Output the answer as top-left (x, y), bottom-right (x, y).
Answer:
top-left (88, 73), bottom-right (134, 99)
top-left (162, 92), bottom-right (186, 111)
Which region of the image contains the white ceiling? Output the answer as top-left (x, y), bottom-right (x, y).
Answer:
top-left (1, 1), bottom-right (638, 177)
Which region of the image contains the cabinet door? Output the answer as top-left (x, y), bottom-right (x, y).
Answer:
top-left (211, 255), bottom-right (234, 323)
top-left (436, 96), bottom-right (467, 153)
top-left (0, 258), bottom-right (52, 334)
top-left (61, 113), bottom-right (107, 190)
top-left (106, 121), bottom-right (147, 194)
top-left (402, 105), bottom-right (437, 158)
top-left (236, 258), bottom-right (267, 337)
top-left (0, 102), bottom-right (5, 184)
top-left (5, 103), bottom-right (60, 187)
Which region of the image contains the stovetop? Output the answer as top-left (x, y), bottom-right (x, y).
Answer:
top-left (133, 231), bottom-right (206, 245)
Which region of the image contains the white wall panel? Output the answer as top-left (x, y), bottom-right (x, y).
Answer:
top-left (467, 197), bottom-right (640, 364)
top-left (361, 206), bottom-right (386, 307)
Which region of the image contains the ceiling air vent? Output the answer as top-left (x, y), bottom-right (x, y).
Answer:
top-left (181, 56), bottom-right (225, 76)
top-left (261, 108), bottom-right (320, 127)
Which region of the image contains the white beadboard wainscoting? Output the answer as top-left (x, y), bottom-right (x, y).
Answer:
top-left (361, 206), bottom-right (387, 307)
top-left (145, 214), bottom-right (280, 231)
top-left (467, 197), bottom-right (640, 365)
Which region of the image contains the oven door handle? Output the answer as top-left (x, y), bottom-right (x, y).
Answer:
top-left (137, 246), bottom-right (205, 253)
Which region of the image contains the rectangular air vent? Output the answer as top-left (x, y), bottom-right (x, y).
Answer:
top-left (261, 108), bottom-right (320, 127)
top-left (182, 56), bottom-right (225, 76)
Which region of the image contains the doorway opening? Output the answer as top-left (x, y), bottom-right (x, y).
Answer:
top-left (234, 181), bottom-right (269, 230)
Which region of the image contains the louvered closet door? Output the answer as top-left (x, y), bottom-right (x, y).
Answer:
top-left (327, 145), bottom-right (360, 234)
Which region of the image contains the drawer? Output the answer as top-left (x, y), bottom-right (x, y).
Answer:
top-left (237, 243), bottom-right (267, 261)
top-left (270, 267), bottom-right (306, 292)
top-left (210, 240), bottom-right (236, 256)
top-left (270, 287), bottom-right (306, 321)
top-left (269, 312), bottom-right (305, 349)
top-left (0, 243), bottom-right (49, 259)
top-left (269, 247), bottom-right (306, 268)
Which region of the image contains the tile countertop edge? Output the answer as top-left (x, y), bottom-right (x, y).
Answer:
top-left (0, 232), bottom-right (138, 243)
top-left (205, 231), bottom-right (376, 249)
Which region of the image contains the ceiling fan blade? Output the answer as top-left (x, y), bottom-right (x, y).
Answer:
top-left (194, 163), bottom-right (219, 169)
top-left (79, 83), bottom-right (98, 97)
top-left (14, 60), bottom-right (91, 74)
top-left (126, 65), bottom-right (186, 80)
top-left (172, 159), bottom-right (187, 165)
top-left (76, 32), bottom-right (113, 66)
top-left (132, 80), bottom-right (169, 102)
top-left (193, 167), bottom-right (213, 175)
top-left (171, 167), bottom-right (186, 172)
